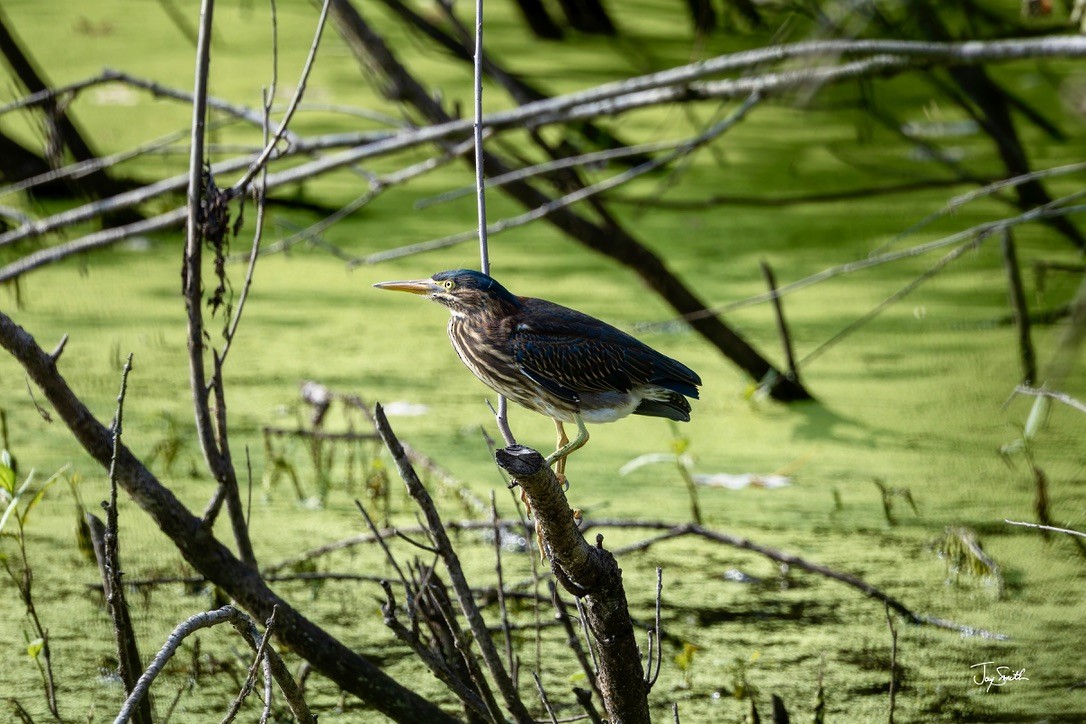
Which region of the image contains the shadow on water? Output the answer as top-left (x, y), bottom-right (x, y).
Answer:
top-left (670, 593), bottom-right (843, 629)
top-left (786, 399), bottom-right (899, 449)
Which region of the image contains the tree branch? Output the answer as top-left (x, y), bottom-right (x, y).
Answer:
top-left (0, 313), bottom-right (455, 722)
top-left (495, 445), bottom-right (650, 723)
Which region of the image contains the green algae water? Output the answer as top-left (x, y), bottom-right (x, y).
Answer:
top-left (1, 0), bottom-right (1085, 721)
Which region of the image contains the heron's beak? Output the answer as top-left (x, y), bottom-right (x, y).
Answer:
top-left (372, 279), bottom-right (439, 296)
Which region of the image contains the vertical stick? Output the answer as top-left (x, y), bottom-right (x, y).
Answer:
top-left (1000, 229), bottom-right (1037, 384)
top-left (104, 354), bottom-right (151, 724)
top-left (760, 259), bottom-right (799, 381)
top-left (473, 0), bottom-right (488, 273)
top-left (885, 604), bottom-right (897, 724)
top-left (471, 0), bottom-right (515, 443)
top-left (184, 0), bottom-right (216, 468)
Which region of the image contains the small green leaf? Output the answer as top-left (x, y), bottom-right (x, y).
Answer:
top-left (26, 638), bottom-right (44, 659)
top-left (0, 454), bottom-right (15, 493)
top-left (21, 464), bottom-right (69, 525)
top-left (674, 641), bottom-right (699, 672)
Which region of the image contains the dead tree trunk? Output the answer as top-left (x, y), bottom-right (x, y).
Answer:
top-left (555, 0), bottom-right (617, 35)
top-left (683, 0), bottom-right (717, 34)
top-left (511, 0), bottom-right (564, 39)
top-left (0, 10), bottom-right (128, 200)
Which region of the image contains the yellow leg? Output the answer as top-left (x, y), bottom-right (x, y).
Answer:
top-left (553, 419), bottom-right (569, 478)
top-left (545, 414), bottom-right (588, 474)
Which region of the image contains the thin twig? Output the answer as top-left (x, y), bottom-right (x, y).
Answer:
top-left (229, 0), bottom-right (332, 196)
top-left (180, 0), bottom-right (257, 568)
top-left (473, 0), bottom-right (489, 272)
top-left (219, 105), bottom-right (271, 366)
top-left (573, 596), bottom-right (599, 676)
top-left (487, 396), bottom-right (517, 447)
top-left (645, 567), bottom-right (663, 690)
top-left (184, 0), bottom-right (221, 497)
top-left (357, 93), bottom-right (761, 265)
top-left (1001, 230), bottom-right (1037, 384)
top-left (226, 607), bottom-right (314, 724)
top-left (378, 582), bottom-right (492, 720)
top-left (418, 570), bottom-right (505, 721)
top-left (115, 606), bottom-right (240, 724)
top-left (354, 499), bottom-right (413, 607)
top-left (760, 260), bottom-right (798, 379)
top-left (252, 136), bottom-right (476, 260)
top-left (641, 194), bottom-right (1086, 332)
top-left (533, 671), bottom-right (560, 724)
top-left (1005, 519), bottom-right (1086, 538)
top-left (797, 239), bottom-right (978, 368)
top-left (221, 606), bottom-right (278, 724)
top-left (0, 124), bottom-right (194, 199)
top-left (574, 688), bottom-right (604, 724)
top-left (374, 403), bottom-right (533, 722)
top-left (886, 604), bottom-right (898, 724)
top-left (1013, 386), bottom-right (1086, 415)
top-left (606, 521), bottom-right (1007, 639)
top-left (872, 160), bottom-right (1086, 256)
top-left (0, 67), bottom-right (293, 136)
top-left (104, 354), bottom-right (149, 724)
top-left (492, 492), bottom-right (516, 685)
top-left (551, 583), bottom-right (599, 696)
top-left (416, 135), bottom-right (702, 211)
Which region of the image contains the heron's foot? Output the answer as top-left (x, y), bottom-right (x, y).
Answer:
top-left (547, 446), bottom-right (571, 492)
top-left (536, 526), bottom-right (547, 563)
top-left (519, 486), bottom-right (532, 519)
top-left (516, 488), bottom-right (547, 560)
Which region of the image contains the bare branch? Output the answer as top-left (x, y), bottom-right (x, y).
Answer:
top-left (5, 37), bottom-right (1086, 281)
top-left (1013, 385), bottom-right (1086, 415)
top-left (374, 402), bottom-right (533, 722)
top-left (378, 582), bottom-right (493, 720)
top-left (491, 492), bottom-right (516, 685)
top-left (1005, 519), bottom-right (1086, 538)
top-left (229, 0), bottom-right (332, 196)
top-left (0, 313), bottom-right (455, 722)
top-left (550, 583), bottom-right (599, 697)
top-left (103, 354), bottom-right (150, 724)
top-left (116, 606), bottom-right (239, 724)
top-left (221, 606), bottom-right (278, 724)
top-left (641, 193), bottom-right (1086, 331)
top-left (357, 93), bottom-right (760, 265)
top-left (602, 521), bottom-right (1007, 639)
top-left (532, 671), bottom-right (559, 724)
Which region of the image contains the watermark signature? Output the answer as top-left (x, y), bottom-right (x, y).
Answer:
top-left (971, 661), bottom-right (1029, 692)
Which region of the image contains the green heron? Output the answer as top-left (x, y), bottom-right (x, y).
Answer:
top-left (374, 269), bottom-right (701, 480)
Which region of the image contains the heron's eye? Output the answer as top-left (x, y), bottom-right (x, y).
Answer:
top-left (443, 280), bottom-right (456, 290)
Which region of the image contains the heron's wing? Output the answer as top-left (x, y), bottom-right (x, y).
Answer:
top-left (509, 299), bottom-right (699, 402)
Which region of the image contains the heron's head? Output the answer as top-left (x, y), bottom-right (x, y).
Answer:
top-left (373, 269), bottom-right (521, 317)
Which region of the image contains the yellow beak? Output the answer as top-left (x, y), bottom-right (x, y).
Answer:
top-left (372, 279), bottom-right (440, 296)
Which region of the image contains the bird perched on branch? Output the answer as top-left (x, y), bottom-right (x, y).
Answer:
top-left (374, 269), bottom-right (701, 482)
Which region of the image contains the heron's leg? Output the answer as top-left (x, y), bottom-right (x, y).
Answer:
top-left (545, 414), bottom-right (588, 470)
top-left (520, 419), bottom-right (571, 514)
top-left (553, 419), bottom-right (569, 478)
